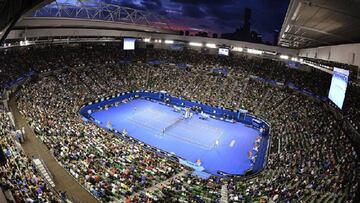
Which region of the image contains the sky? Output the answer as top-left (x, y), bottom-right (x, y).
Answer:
top-left (113, 0), bottom-right (290, 42)
top-left (56, 0), bottom-right (290, 42)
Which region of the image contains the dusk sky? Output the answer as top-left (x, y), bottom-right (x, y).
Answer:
top-left (108, 0), bottom-right (290, 42)
top-left (56, 0), bottom-right (290, 42)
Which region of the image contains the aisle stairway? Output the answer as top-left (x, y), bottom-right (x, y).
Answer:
top-left (256, 87), bottom-right (271, 114)
top-left (239, 77), bottom-right (250, 101)
top-left (123, 170), bottom-right (188, 202)
top-left (33, 158), bottom-right (56, 188)
top-left (220, 183), bottom-right (229, 203)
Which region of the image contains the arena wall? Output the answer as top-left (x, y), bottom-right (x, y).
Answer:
top-left (299, 43), bottom-right (360, 69)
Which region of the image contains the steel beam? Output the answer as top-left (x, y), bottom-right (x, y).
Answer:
top-left (289, 23), bottom-right (353, 42)
top-left (284, 32), bottom-right (331, 45)
top-left (29, 1), bottom-right (173, 31)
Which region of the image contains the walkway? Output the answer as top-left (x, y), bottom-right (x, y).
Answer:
top-left (9, 96), bottom-right (99, 203)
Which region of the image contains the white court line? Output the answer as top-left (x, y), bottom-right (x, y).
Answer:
top-left (122, 102), bottom-right (227, 150)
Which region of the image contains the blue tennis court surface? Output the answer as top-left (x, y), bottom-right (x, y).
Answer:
top-left (90, 99), bottom-right (260, 175)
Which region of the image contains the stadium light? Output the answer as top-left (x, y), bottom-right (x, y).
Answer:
top-left (264, 51), bottom-right (277, 55)
top-left (189, 42), bottom-right (203, 47)
top-left (165, 40), bottom-right (174, 44)
top-left (247, 48), bottom-right (263, 55)
top-left (232, 47), bottom-right (244, 52)
top-left (291, 57), bottom-right (299, 61)
top-left (20, 40), bottom-right (30, 46)
top-left (280, 55), bottom-right (289, 60)
top-left (143, 38), bottom-right (151, 42)
top-left (205, 43), bottom-right (217, 48)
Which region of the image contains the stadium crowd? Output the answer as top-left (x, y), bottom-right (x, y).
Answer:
top-left (0, 43), bottom-right (359, 202)
top-left (228, 94), bottom-right (358, 202)
top-left (0, 112), bottom-right (60, 202)
top-left (344, 82), bottom-right (360, 131)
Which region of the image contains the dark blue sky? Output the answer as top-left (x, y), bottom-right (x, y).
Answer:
top-left (111, 0), bottom-right (290, 42)
top-left (97, 0), bottom-right (290, 42)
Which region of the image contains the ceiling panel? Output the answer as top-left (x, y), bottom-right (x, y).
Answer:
top-left (279, 0), bottom-right (360, 48)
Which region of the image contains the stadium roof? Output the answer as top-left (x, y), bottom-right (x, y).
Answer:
top-left (1, 0), bottom-right (177, 44)
top-left (27, 0), bottom-right (174, 31)
top-left (0, 0), bottom-right (52, 44)
top-left (278, 0), bottom-right (360, 49)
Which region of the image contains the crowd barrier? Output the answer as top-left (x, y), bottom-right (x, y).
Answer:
top-left (3, 71), bottom-right (36, 89)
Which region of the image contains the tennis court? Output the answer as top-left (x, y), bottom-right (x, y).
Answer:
top-left (90, 98), bottom-right (260, 175)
